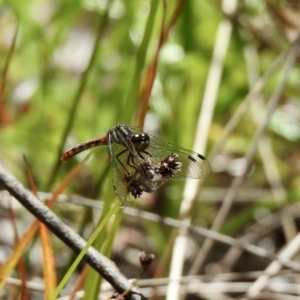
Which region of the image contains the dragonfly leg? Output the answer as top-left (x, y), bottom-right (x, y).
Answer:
top-left (116, 148), bottom-right (135, 174)
top-left (127, 149), bottom-right (153, 168)
top-left (128, 148), bottom-right (153, 167)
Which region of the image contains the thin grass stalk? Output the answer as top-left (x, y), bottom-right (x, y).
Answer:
top-left (138, 0), bottom-right (186, 127)
top-left (83, 205), bottom-right (122, 299)
top-left (51, 202), bottom-right (120, 299)
top-left (193, 36), bottom-right (300, 274)
top-left (0, 20), bottom-right (18, 106)
top-left (7, 206), bottom-right (30, 298)
top-left (45, 1), bottom-right (112, 190)
top-left (244, 44), bottom-right (286, 205)
top-left (208, 48), bottom-right (288, 160)
top-left (166, 1), bottom-right (237, 298)
top-left (125, 0), bottom-right (159, 123)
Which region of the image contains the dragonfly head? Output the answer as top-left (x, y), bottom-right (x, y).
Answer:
top-left (131, 133), bottom-right (150, 151)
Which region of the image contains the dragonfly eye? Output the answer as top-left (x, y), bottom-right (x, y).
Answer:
top-left (131, 133), bottom-right (150, 151)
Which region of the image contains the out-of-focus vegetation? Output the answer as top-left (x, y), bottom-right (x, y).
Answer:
top-left (1, 0), bottom-right (300, 299)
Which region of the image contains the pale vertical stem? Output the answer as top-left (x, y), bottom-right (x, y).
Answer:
top-left (190, 38), bottom-right (300, 276)
top-left (166, 1), bottom-right (237, 299)
top-left (242, 44), bottom-right (300, 300)
top-left (244, 44), bottom-right (287, 205)
top-left (209, 51), bottom-right (287, 160)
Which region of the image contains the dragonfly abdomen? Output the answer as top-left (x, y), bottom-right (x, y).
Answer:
top-left (61, 136), bottom-right (108, 161)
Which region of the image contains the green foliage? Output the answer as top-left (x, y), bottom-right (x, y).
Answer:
top-left (1, 0), bottom-right (300, 299)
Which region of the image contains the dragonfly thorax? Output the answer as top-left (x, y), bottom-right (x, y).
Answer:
top-left (131, 133), bottom-right (150, 151)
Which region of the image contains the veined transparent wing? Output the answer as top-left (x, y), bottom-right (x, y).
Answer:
top-left (127, 126), bottom-right (211, 180)
top-left (107, 132), bottom-right (132, 205)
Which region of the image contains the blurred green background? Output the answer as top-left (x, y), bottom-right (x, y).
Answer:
top-left (1, 0), bottom-right (300, 299)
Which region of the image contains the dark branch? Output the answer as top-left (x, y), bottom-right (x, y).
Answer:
top-left (0, 165), bottom-right (147, 300)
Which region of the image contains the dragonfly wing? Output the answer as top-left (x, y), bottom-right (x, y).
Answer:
top-left (128, 126), bottom-right (211, 180)
top-left (107, 134), bottom-right (131, 205)
top-left (163, 143), bottom-right (211, 179)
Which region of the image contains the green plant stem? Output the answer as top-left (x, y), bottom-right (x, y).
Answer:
top-left (45, 1), bottom-right (112, 190)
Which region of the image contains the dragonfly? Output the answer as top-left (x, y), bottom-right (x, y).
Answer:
top-left (61, 124), bottom-right (211, 204)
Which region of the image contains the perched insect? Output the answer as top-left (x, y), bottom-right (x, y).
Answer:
top-left (61, 124), bottom-right (211, 204)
